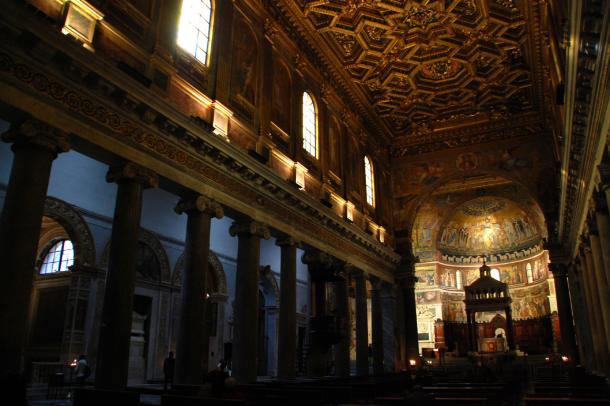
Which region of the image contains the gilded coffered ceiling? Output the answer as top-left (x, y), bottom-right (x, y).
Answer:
top-left (270, 0), bottom-right (548, 154)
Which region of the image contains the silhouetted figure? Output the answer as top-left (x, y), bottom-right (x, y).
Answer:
top-left (163, 352), bottom-right (175, 390)
top-left (206, 360), bottom-right (229, 397)
top-left (74, 354), bottom-right (89, 385)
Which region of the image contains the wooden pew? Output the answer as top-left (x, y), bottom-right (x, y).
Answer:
top-left (161, 394), bottom-right (246, 405)
top-left (245, 387), bottom-right (327, 405)
top-left (524, 397), bottom-right (610, 405)
top-left (73, 387), bottom-right (140, 406)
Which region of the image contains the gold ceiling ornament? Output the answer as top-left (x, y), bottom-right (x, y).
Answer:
top-left (402, 7), bottom-right (440, 30)
top-left (273, 0), bottom-right (545, 147)
top-left (334, 33), bottom-right (357, 56)
top-left (342, 0), bottom-right (381, 17)
top-left (421, 60), bottom-right (462, 80)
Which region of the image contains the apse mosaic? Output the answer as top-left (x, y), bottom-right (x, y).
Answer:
top-left (439, 197), bottom-right (540, 255)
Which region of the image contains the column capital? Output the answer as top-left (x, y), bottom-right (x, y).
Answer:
top-left (549, 262), bottom-right (569, 278)
top-left (229, 220), bottom-right (270, 239)
top-left (276, 236), bottom-right (301, 248)
top-left (349, 267), bottom-right (366, 280)
top-left (397, 252), bottom-right (419, 274)
top-left (396, 272), bottom-right (418, 289)
top-left (301, 250), bottom-right (334, 267)
top-left (106, 162), bottom-right (159, 188)
top-left (369, 274), bottom-right (383, 290)
top-left (3, 118), bottom-right (70, 155)
top-left (175, 195), bottom-right (224, 218)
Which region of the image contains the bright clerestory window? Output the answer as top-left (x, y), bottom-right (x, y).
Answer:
top-left (302, 92), bottom-right (318, 158)
top-left (177, 0), bottom-right (213, 65)
top-left (364, 155), bottom-right (375, 207)
top-left (40, 240), bottom-right (74, 274)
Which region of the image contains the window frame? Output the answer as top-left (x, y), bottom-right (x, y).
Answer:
top-left (364, 155), bottom-right (375, 207)
top-left (301, 91), bottom-right (318, 159)
top-left (39, 239), bottom-right (75, 275)
top-left (176, 0), bottom-right (214, 66)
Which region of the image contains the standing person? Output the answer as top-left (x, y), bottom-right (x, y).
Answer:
top-left (163, 352), bottom-right (175, 391)
top-left (74, 355), bottom-right (89, 385)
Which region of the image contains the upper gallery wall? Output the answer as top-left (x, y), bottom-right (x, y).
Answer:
top-left (12, 0), bottom-right (395, 258)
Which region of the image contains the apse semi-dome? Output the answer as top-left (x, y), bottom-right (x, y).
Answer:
top-left (438, 197), bottom-right (541, 256)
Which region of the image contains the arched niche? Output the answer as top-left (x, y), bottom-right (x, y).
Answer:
top-left (39, 197), bottom-right (96, 267)
top-left (271, 58), bottom-right (292, 134)
top-left (100, 229), bottom-right (171, 283)
top-left (231, 15), bottom-right (259, 111)
top-left (409, 175), bottom-right (548, 262)
top-left (171, 250), bottom-right (228, 295)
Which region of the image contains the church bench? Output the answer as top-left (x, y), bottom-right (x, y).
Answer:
top-left (170, 384), bottom-right (203, 396)
top-left (534, 386), bottom-right (610, 396)
top-left (434, 397), bottom-right (488, 405)
top-left (270, 384), bottom-right (352, 404)
top-left (73, 387), bottom-right (140, 406)
top-left (160, 394), bottom-right (246, 406)
top-left (524, 397), bottom-right (610, 405)
top-left (245, 387), bottom-right (328, 405)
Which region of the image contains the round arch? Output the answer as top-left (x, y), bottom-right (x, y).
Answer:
top-left (40, 196), bottom-right (96, 267)
top-left (172, 250), bottom-right (228, 295)
top-left (100, 229), bottom-right (171, 283)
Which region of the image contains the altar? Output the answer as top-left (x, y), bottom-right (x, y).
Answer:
top-left (479, 337), bottom-right (507, 353)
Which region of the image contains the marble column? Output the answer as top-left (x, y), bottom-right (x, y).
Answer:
top-left (381, 283), bottom-right (397, 372)
top-left (549, 263), bottom-right (578, 362)
top-left (397, 269), bottom-right (419, 363)
top-left (466, 310), bottom-right (475, 352)
top-left (353, 269), bottom-right (369, 376)
top-left (370, 275), bottom-right (384, 375)
top-left (229, 220), bottom-right (270, 383)
top-left (333, 271), bottom-right (350, 378)
top-left (588, 222), bottom-right (610, 358)
top-left (96, 163), bottom-right (158, 389)
top-left (276, 237), bottom-right (299, 380)
top-left (0, 119), bottom-right (69, 374)
top-left (174, 196), bottom-right (223, 384)
top-left (568, 261), bottom-right (595, 369)
top-left (301, 251), bottom-right (335, 377)
top-left (505, 307), bottom-right (515, 351)
top-left (582, 243), bottom-right (610, 372)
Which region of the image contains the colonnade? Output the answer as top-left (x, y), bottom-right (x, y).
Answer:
top-left (569, 169), bottom-right (610, 375)
top-left (0, 118), bottom-right (421, 389)
top-left (545, 162), bottom-right (610, 376)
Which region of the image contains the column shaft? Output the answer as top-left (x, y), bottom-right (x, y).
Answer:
top-left (230, 221), bottom-right (269, 383)
top-left (175, 196), bottom-right (222, 384)
top-left (400, 277), bottom-right (420, 362)
top-left (589, 233), bottom-right (610, 357)
top-left (354, 272), bottom-right (369, 376)
top-left (583, 247), bottom-right (610, 372)
top-left (96, 164), bottom-right (157, 389)
top-left (0, 121), bottom-right (68, 373)
top-left (370, 278), bottom-right (384, 374)
top-left (550, 264), bottom-right (578, 361)
top-left (334, 276), bottom-right (350, 378)
top-left (505, 308), bottom-right (515, 351)
top-left (277, 238), bottom-right (297, 380)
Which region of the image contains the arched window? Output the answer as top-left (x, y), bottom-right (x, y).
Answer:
top-left (302, 91), bottom-right (317, 158)
top-left (364, 155), bottom-right (375, 207)
top-left (456, 270), bottom-right (462, 290)
top-left (177, 0), bottom-right (213, 64)
top-left (40, 240), bottom-right (74, 274)
top-left (490, 268), bottom-right (500, 281)
top-left (526, 263), bottom-right (533, 283)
